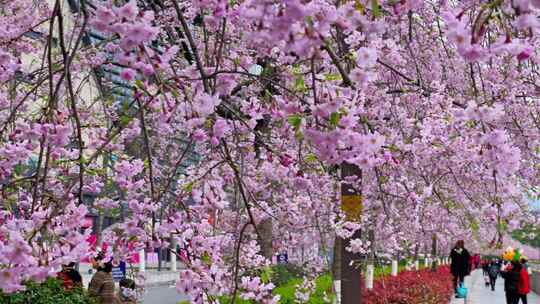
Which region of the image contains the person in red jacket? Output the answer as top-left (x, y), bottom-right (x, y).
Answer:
top-left (517, 258), bottom-right (530, 304)
top-left (56, 262), bottom-right (82, 290)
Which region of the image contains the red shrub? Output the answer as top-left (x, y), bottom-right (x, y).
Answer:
top-left (363, 266), bottom-right (454, 304)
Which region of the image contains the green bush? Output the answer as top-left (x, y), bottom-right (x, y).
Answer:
top-left (373, 260), bottom-right (408, 278)
top-left (0, 278), bottom-right (96, 304)
top-left (272, 274), bottom-right (334, 304)
top-left (215, 295), bottom-right (252, 304)
top-left (512, 225), bottom-right (540, 248)
top-left (271, 263), bottom-right (306, 286)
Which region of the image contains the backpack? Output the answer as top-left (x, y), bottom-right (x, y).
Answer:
top-left (488, 265), bottom-right (499, 277)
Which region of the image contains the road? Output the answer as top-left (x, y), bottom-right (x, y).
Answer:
top-left (142, 285), bottom-right (188, 304)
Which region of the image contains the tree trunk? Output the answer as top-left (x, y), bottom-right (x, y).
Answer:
top-left (96, 210), bottom-right (104, 247)
top-left (257, 217), bottom-right (273, 259)
top-left (340, 162), bottom-right (363, 304)
top-left (332, 237), bottom-right (342, 280)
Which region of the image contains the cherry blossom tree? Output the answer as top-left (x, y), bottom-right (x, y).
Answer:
top-left (1, 0), bottom-right (539, 303)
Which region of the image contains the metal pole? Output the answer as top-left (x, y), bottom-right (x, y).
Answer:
top-left (139, 249), bottom-right (146, 273)
top-left (170, 236), bottom-right (177, 271)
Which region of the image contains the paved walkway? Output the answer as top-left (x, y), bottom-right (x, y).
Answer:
top-left (451, 269), bottom-right (539, 304)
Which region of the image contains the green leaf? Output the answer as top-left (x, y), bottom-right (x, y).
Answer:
top-left (304, 153), bottom-right (318, 163)
top-left (371, 0), bottom-right (381, 18)
top-left (329, 112), bottom-right (340, 127)
top-left (287, 114), bottom-right (302, 130)
top-left (497, 220), bottom-right (507, 233)
top-left (305, 16), bottom-right (314, 29)
top-left (170, 88), bottom-right (180, 98)
top-left (465, 120), bottom-right (477, 128)
top-left (470, 219), bottom-right (479, 233)
top-left (119, 115), bottom-right (131, 127)
top-left (183, 181), bottom-right (194, 193)
top-left (201, 252), bottom-right (212, 266)
top-left (13, 164), bottom-right (25, 176)
top-left (135, 79), bottom-right (145, 89)
top-left (294, 76), bottom-right (307, 92)
top-left (260, 266), bottom-right (273, 283)
top-left (324, 73), bottom-right (342, 81)
top-left (355, 0), bottom-right (365, 14)
top-left (387, 144), bottom-right (400, 153)
top-left (143, 159), bottom-right (150, 169)
top-left (295, 129), bottom-right (303, 141)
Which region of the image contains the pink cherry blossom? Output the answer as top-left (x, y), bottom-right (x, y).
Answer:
top-left (120, 68), bottom-right (136, 81)
top-left (116, 0), bottom-right (138, 20)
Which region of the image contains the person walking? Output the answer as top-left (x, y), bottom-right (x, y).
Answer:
top-left (450, 240), bottom-right (470, 296)
top-left (488, 260), bottom-right (500, 291)
top-left (482, 260), bottom-right (490, 276)
top-left (88, 253), bottom-right (116, 304)
top-left (501, 260), bottom-right (522, 304)
top-left (517, 258), bottom-right (531, 304)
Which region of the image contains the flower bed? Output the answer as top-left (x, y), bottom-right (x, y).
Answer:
top-left (363, 266), bottom-right (453, 304)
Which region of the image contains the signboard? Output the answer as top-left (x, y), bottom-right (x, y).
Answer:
top-left (111, 261), bottom-right (126, 282)
top-left (277, 252), bottom-right (288, 264)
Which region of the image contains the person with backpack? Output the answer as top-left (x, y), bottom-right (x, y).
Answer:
top-left (517, 258), bottom-right (531, 304)
top-left (450, 240), bottom-right (470, 296)
top-left (482, 260), bottom-right (490, 276)
top-left (488, 260), bottom-right (500, 291)
top-left (501, 260), bottom-right (522, 304)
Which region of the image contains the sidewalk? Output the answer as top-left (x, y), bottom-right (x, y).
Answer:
top-left (450, 269), bottom-right (539, 304)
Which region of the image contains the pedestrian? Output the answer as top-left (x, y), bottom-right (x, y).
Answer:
top-left (521, 257), bottom-right (529, 273)
top-left (517, 258), bottom-right (530, 304)
top-left (488, 260), bottom-right (500, 291)
top-left (117, 278), bottom-right (137, 304)
top-left (57, 262), bottom-right (83, 290)
top-left (450, 240), bottom-right (470, 296)
top-left (482, 260), bottom-right (490, 276)
top-left (88, 253), bottom-right (116, 304)
top-left (501, 260), bottom-right (522, 304)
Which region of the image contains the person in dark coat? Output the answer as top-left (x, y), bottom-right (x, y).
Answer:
top-left (482, 260), bottom-right (490, 277)
top-left (450, 240), bottom-right (470, 295)
top-left (488, 260), bottom-right (500, 291)
top-left (501, 260), bottom-right (522, 304)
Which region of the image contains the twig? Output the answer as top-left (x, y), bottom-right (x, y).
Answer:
top-left (322, 44), bottom-right (353, 87)
top-left (172, 0), bottom-right (209, 92)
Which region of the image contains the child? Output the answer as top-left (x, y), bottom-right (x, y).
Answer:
top-left (117, 278), bottom-right (137, 304)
